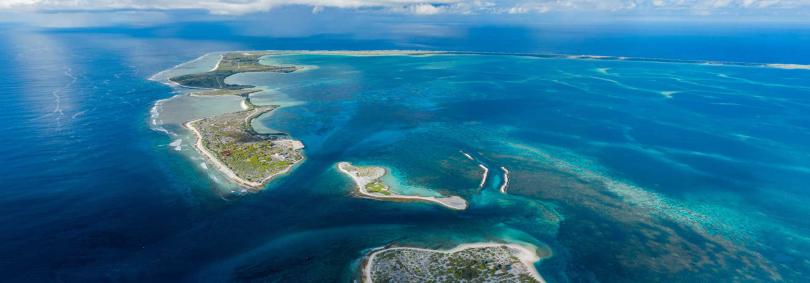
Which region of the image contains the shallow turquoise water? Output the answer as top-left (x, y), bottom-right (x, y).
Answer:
top-left (152, 52), bottom-right (810, 281)
top-left (2, 26), bottom-right (810, 282)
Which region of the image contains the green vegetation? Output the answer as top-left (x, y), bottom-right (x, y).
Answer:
top-left (177, 51), bottom-right (305, 188)
top-left (192, 105), bottom-right (303, 185)
top-left (368, 245), bottom-right (540, 282)
top-left (365, 181), bottom-right (391, 195)
top-left (170, 70), bottom-right (247, 89)
top-left (170, 52), bottom-right (297, 89)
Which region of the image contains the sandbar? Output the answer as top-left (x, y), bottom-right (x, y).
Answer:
top-left (337, 162), bottom-right (467, 210)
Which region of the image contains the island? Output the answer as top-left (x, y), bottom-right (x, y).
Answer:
top-left (186, 99), bottom-right (303, 188)
top-left (336, 162), bottom-right (468, 210)
top-left (361, 243), bottom-right (544, 283)
top-left (169, 51), bottom-right (305, 189)
top-left (500, 166), bottom-right (510, 194)
top-left (170, 52), bottom-right (296, 90)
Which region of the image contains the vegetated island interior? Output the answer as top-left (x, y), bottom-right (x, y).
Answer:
top-left (362, 243), bottom-right (544, 283)
top-left (170, 52), bottom-right (304, 189)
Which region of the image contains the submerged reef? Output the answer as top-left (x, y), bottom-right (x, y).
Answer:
top-left (488, 147), bottom-right (783, 282)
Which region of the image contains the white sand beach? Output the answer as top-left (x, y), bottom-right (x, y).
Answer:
top-left (337, 162), bottom-right (467, 210)
top-left (478, 164), bottom-right (489, 188)
top-left (500, 166), bottom-right (509, 194)
top-left (185, 119), bottom-right (302, 189)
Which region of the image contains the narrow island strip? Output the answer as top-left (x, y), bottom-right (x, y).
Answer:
top-left (500, 166), bottom-right (510, 194)
top-left (478, 164), bottom-right (489, 188)
top-left (362, 243), bottom-right (545, 283)
top-left (460, 150), bottom-right (474, 161)
top-left (337, 162), bottom-right (467, 210)
top-left (459, 150), bottom-right (491, 190)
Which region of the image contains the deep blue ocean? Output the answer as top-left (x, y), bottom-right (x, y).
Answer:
top-left (1, 19), bottom-right (810, 282)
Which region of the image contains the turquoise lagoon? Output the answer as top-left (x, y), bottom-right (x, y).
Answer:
top-left (149, 52), bottom-right (810, 281)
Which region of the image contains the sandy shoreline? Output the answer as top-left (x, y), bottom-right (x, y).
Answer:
top-left (478, 164), bottom-right (489, 188)
top-left (157, 50), bottom-right (810, 74)
top-left (500, 166), bottom-right (510, 194)
top-left (185, 119), bottom-right (264, 188)
top-left (767, 63), bottom-right (810, 70)
top-left (159, 51), bottom-right (304, 190)
top-left (242, 49), bottom-right (443, 57)
top-left (209, 54), bottom-right (224, 71)
top-left (362, 242), bottom-right (545, 283)
top-left (148, 52), bottom-right (214, 82)
top-left (337, 162), bottom-right (467, 210)
top-left (185, 113), bottom-right (301, 189)
top-left (460, 150), bottom-right (474, 161)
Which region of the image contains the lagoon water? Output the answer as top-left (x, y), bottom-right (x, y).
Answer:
top-left (2, 23), bottom-right (810, 282)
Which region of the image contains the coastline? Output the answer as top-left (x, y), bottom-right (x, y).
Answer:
top-left (361, 242), bottom-right (546, 283)
top-left (185, 107), bottom-right (303, 189)
top-left (148, 52), bottom-right (219, 82)
top-left (185, 119), bottom-right (263, 189)
top-left (461, 151), bottom-right (474, 160)
top-left (156, 51), bottom-right (305, 189)
top-left (766, 63), bottom-right (810, 70)
top-left (337, 162), bottom-right (467, 210)
top-left (500, 166), bottom-right (510, 194)
top-left (209, 54), bottom-right (224, 71)
top-left (478, 164), bottom-right (489, 188)
top-left (152, 50), bottom-right (810, 79)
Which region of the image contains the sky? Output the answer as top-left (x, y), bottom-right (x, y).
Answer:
top-left (1, 0), bottom-right (809, 19)
top-left (1, 0), bottom-right (808, 64)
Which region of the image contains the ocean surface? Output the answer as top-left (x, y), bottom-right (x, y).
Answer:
top-left (1, 22), bottom-right (810, 282)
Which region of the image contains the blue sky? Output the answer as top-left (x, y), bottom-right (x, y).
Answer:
top-left (2, 0), bottom-right (809, 16)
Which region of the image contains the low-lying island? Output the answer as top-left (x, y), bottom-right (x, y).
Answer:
top-left (362, 243), bottom-right (544, 283)
top-left (169, 51), bottom-right (306, 189)
top-left (337, 162), bottom-right (468, 210)
top-left (186, 101), bottom-right (303, 189)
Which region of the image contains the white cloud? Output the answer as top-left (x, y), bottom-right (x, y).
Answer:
top-left (0, 0), bottom-right (807, 16)
top-left (410, 3), bottom-right (442, 15)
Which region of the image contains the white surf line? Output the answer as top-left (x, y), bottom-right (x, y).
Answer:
top-left (149, 95), bottom-right (179, 135)
top-left (499, 166), bottom-right (509, 194)
top-left (169, 139), bottom-right (182, 151)
top-left (209, 54), bottom-right (224, 71)
top-left (478, 164), bottom-right (489, 188)
top-left (767, 63), bottom-right (810, 70)
top-left (148, 52), bottom-right (215, 81)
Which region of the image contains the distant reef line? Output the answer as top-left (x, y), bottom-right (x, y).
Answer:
top-left (156, 50), bottom-right (810, 73)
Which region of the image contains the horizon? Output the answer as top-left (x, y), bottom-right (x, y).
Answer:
top-left (3, 5), bottom-right (809, 65)
top-left (1, 1), bottom-right (809, 282)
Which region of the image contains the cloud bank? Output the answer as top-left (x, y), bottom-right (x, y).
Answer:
top-left (1, 0), bottom-right (808, 16)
